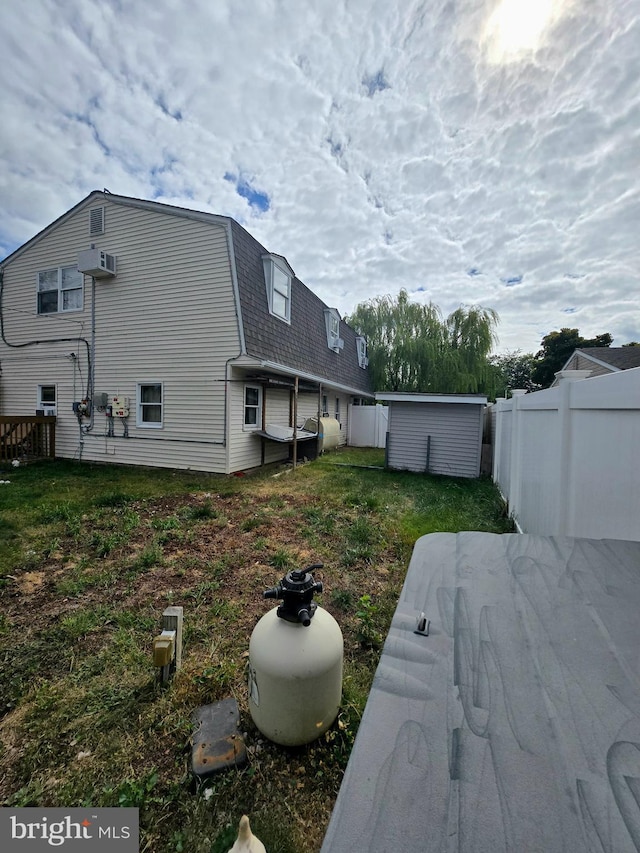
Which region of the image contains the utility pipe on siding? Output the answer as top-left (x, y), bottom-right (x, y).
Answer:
top-left (293, 376), bottom-right (298, 470)
top-left (81, 276), bottom-right (97, 437)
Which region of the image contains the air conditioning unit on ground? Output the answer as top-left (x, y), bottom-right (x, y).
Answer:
top-left (77, 249), bottom-right (117, 278)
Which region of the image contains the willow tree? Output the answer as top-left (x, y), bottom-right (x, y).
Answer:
top-left (346, 290), bottom-right (499, 394)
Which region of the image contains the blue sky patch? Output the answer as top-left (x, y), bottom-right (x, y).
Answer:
top-left (563, 307), bottom-right (579, 314)
top-left (155, 94), bottom-right (183, 121)
top-left (467, 267), bottom-right (482, 277)
top-left (501, 275), bottom-right (523, 286)
top-left (362, 69), bottom-right (390, 97)
top-left (224, 172), bottom-right (270, 212)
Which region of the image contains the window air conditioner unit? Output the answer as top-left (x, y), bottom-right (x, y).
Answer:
top-left (77, 249), bottom-right (117, 279)
top-left (332, 338), bottom-right (345, 353)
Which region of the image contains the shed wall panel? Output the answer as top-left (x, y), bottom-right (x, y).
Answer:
top-left (387, 402), bottom-right (482, 477)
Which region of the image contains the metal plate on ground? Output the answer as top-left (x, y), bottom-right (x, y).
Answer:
top-left (192, 697), bottom-right (247, 777)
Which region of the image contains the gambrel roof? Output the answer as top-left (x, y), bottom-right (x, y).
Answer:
top-left (1, 191), bottom-right (373, 397)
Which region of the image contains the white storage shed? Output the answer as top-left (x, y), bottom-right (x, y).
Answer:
top-left (375, 392), bottom-right (487, 478)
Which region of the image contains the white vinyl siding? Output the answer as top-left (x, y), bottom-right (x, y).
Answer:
top-left (386, 402), bottom-right (483, 477)
top-left (0, 198), bottom-right (238, 472)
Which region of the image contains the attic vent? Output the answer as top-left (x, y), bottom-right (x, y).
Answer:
top-left (89, 207), bottom-right (105, 236)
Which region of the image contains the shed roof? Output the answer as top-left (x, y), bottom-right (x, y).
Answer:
top-left (375, 392), bottom-right (487, 405)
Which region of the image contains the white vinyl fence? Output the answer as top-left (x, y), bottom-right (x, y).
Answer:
top-left (493, 367), bottom-right (640, 541)
top-left (347, 403), bottom-right (388, 448)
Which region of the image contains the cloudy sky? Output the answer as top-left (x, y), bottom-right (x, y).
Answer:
top-left (1, 0), bottom-right (638, 353)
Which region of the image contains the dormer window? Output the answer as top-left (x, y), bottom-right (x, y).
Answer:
top-left (356, 336), bottom-right (368, 368)
top-left (324, 308), bottom-right (344, 353)
top-left (262, 253), bottom-right (293, 323)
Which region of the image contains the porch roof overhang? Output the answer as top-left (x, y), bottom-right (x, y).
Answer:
top-left (229, 355), bottom-right (374, 398)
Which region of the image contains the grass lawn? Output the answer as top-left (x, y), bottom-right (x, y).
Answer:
top-left (0, 449), bottom-right (512, 852)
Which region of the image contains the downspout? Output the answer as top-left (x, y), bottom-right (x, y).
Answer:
top-left (292, 376), bottom-right (298, 470)
top-left (81, 276), bottom-right (97, 436)
top-left (222, 220), bottom-right (247, 462)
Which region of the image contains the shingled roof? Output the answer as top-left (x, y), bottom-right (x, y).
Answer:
top-left (230, 219), bottom-right (372, 396)
top-left (0, 191), bottom-right (373, 397)
top-left (574, 347), bottom-right (640, 371)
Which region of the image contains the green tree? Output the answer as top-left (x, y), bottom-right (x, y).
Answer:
top-left (489, 350), bottom-right (540, 396)
top-left (346, 289), bottom-right (499, 393)
top-left (531, 328), bottom-right (613, 388)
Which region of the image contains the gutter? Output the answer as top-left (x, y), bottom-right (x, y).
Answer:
top-left (256, 359), bottom-right (374, 399)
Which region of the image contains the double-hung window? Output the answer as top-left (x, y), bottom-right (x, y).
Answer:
top-left (244, 385), bottom-right (262, 429)
top-left (137, 383), bottom-right (163, 428)
top-left (37, 266), bottom-right (83, 314)
top-left (262, 254), bottom-right (293, 323)
top-left (356, 336), bottom-right (368, 368)
top-left (324, 308), bottom-right (344, 352)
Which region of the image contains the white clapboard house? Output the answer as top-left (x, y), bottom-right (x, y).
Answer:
top-left (0, 191), bottom-right (373, 473)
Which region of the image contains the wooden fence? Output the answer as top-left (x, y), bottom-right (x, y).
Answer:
top-left (0, 417), bottom-right (56, 462)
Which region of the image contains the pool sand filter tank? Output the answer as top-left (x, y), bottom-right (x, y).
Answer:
top-left (248, 563), bottom-right (344, 747)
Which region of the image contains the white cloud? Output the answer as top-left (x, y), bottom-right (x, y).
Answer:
top-left (1, 0), bottom-right (638, 353)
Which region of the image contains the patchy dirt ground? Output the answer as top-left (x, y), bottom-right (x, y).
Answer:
top-left (0, 477), bottom-right (400, 851)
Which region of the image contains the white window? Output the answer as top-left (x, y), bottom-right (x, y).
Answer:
top-left (137, 383), bottom-right (163, 428)
top-left (244, 385), bottom-right (262, 429)
top-left (37, 266), bottom-right (83, 314)
top-left (321, 394), bottom-right (329, 417)
top-left (37, 384), bottom-right (57, 416)
top-left (356, 336), bottom-right (368, 368)
top-left (324, 308), bottom-right (344, 352)
top-left (335, 397), bottom-right (341, 424)
top-left (262, 254), bottom-right (293, 323)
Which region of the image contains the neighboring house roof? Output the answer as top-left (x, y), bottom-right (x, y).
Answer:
top-left (1, 190), bottom-right (373, 397)
top-left (562, 347), bottom-right (640, 373)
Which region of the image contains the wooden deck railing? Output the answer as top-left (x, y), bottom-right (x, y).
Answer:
top-left (0, 417), bottom-right (56, 462)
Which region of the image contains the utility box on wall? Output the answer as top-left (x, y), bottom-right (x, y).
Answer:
top-left (110, 396), bottom-right (130, 418)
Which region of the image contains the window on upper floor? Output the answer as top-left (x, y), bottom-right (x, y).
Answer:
top-left (37, 266), bottom-right (83, 314)
top-left (356, 336), bottom-right (368, 368)
top-left (324, 308), bottom-right (344, 352)
top-left (137, 383), bottom-right (163, 428)
top-left (262, 254), bottom-right (293, 323)
top-left (244, 385), bottom-right (262, 429)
